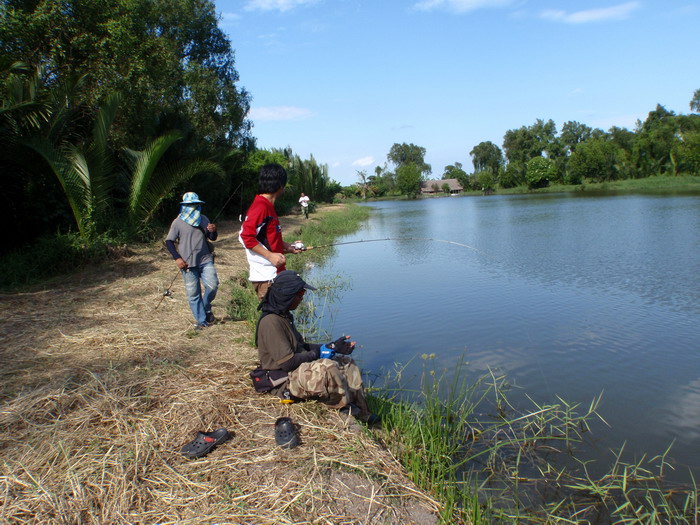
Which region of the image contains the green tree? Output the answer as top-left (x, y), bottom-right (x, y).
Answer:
top-left (473, 170), bottom-right (495, 192)
top-left (690, 88), bottom-right (700, 113)
top-left (633, 104), bottom-right (679, 177)
top-left (560, 121), bottom-right (593, 155)
top-left (567, 138), bottom-right (620, 184)
top-left (25, 94), bottom-right (121, 239)
top-left (388, 142), bottom-right (431, 176)
top-left (442, 162), bottom-right (469, 189)
top-left (286, 152), bottom-right (334, 203)
top-left (441, 182), bottom-right (450, 194)
top-left (26, 94), bottom-right (221, 239)
top-left (356, 169), bottom-right (369, 199)
top-left (469, 141), bottom-right (502, 176)
top-left (503, 119), bottom-right (557, 182)
top-left (395, 163), bottom-right (422, 198)
top-left (125, 132), bottom-right (223, 232)
top-left (0, 0), bottom-right (252, 151)
top-left (499, 162), bottom-right (524, 189)
top-left (677, 131), bottom-right (700, 175)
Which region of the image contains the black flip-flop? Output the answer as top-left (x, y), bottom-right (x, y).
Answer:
top-left (274, 417), bottom-right (300, 449)
top-left (180, 428), bottom-right (232, 459)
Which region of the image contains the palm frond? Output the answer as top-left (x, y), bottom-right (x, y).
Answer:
top-left (130, 157), bottom-right (223, 226)
top-left (127, 132), bottom-right (183, 220)
top-left (24, 137), bottom-right (92, 237)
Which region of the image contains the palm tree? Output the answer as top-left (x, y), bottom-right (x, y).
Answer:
top-left (25, 94), bottom-right (119, 239)
top-left (28, 93), bottom-right (223, 240)
top-left (125, 132), bottom-right (222, 231)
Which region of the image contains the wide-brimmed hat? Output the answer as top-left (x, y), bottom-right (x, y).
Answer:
top-left (180, 192), bottom-right (205, 205)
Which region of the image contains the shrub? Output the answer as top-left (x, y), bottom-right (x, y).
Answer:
top-left (526, 156), bottom-right (556, 189)
top-left (0, 232), bottom-right (118, 290)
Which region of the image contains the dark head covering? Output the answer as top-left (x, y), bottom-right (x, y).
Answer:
top-left (259, 270), bottom-right (317, 316)
top-left (255, 271), bottom-right (316, 346)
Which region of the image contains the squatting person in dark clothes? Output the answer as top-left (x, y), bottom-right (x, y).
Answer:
top-left (255, 270), bottom-right (377, 423)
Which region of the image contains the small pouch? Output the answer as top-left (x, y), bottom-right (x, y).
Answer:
top-left (250, 367), bottom-right (288, 393)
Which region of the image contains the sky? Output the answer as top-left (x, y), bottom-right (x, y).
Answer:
top-left (213, 0), bottom-right (700, 186)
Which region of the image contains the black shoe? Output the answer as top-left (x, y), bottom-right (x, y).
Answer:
top-left (205, 312), bottom-right (216, 324)
top-left (180, 428), bottom-right (232, 459)
top-left (275, 417), bottom-right (300, 449)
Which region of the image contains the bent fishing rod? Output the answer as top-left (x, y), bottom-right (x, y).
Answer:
top-left (155, 181), bottom-right (243, 309)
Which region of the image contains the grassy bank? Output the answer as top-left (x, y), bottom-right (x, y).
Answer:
top-left (0, 232), bottom-right (130, 291)
top-left (0, 211), bottom-right (440, 525)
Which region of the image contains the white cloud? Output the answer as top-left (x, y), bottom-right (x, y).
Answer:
top-left (248, 106), bottom-right (312, 121)
top-left (541, 2), bottom-right (640, 24)
top-left (414, 0), bottom-right (514, 13)
top-left (351, 156), bottom-right (375, 167)
top-left (244, 0), bottom-right (319, 12)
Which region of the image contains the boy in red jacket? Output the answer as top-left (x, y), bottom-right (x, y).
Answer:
top-left (239, 164), bottom-right (302, 300)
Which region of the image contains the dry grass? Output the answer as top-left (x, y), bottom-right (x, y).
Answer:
top-left (0, 208), bottom-right (439, 524)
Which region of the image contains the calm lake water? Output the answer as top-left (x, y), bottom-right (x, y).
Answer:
top-left (308, 192), bottom-right (700, 482)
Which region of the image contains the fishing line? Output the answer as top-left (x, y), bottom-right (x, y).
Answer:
top-left (304, 237), bottom-right (483, 254)
top-left (156, 181), bottom-right (243, 309)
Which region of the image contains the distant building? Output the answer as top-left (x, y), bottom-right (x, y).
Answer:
top-left (420, 178), bottom-right (463, 195)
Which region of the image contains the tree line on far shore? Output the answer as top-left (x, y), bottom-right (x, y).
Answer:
top-left (354, 92), bottom-right (700, 198)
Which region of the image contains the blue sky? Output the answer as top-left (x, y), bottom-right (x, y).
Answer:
top-left (213, 0), bottom-right (699, 186)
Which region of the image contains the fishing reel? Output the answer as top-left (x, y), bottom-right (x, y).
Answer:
top-left (163, 289), bottom-right (173, 297)
top-left (292, 241), bottom-right (306, 251)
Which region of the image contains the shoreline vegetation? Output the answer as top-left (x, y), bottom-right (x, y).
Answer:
top-left (2, 197), bottom-right (699, 523)
top-left (357, 174), bottom-right (700, 202)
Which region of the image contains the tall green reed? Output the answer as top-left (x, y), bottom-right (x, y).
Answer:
top-left (369, 356), bottom-right (699, 524)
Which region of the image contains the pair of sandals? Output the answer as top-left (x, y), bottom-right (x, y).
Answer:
top-left (180, 419), bottom-right (300, 458)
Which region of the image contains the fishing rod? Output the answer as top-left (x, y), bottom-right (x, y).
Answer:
top-left (300, 237), bottom-right (482, 254)
top-left (155, 181), bottom-right (243, 309)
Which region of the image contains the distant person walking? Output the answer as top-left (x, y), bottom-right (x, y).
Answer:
top-left (165, 192), bottom-right (219, 329)
top-left (299, 192), bottom-right (310, 219)
top-left (239, 164), bottom-right (302, 301)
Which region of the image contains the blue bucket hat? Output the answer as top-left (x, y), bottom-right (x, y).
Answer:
top-left (180, 192), bottom-right (205, 205)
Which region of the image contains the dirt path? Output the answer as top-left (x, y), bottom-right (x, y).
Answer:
top-left (0, 209), bottom-right (439, 524)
